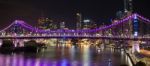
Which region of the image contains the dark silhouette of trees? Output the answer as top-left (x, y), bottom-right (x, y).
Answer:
top-left (0, 40), bottom-right (14, 53)
top-left (135, 61), bottom-right (146, 66)
top-left (1, 40), bottom-right (14, 47)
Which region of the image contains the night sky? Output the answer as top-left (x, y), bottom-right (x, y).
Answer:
top-left (0, 0), bottom-right (149, 29)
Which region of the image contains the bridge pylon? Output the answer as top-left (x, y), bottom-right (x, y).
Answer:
top-left (132, 41), bottom-right (140, 53)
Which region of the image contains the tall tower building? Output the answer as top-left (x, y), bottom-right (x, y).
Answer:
top-left (76, 13), bottom-right (82, 29)
top-left (124, 0), bottom-right (133, 13)
top-left (83, 19), bottom-right (90, 29)
top-left (123, 0), bottom-right (133, 35)
top-left (38, 17), bottom-right (57, 29)
top-left (112, 0), bottom-right (133, 36)
top-left (60, 22), bottom-right (65, 29)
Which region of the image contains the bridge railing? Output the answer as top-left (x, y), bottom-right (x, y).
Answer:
top-left (0, 33), bottom-right (150, 39)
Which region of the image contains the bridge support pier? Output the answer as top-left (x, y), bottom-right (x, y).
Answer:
top-left (13, 39), bottom-right (24, 47)
top-left (132, 41), bottom-right (140, 53)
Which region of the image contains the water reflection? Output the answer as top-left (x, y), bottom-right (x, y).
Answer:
top-left (0, 39), bottom-right (133, 66)
top-left (82, 45), bottom-right (90, 66)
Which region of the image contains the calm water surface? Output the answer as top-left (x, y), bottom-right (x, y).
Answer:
top-left (0, 43), bottom-right (132, 66)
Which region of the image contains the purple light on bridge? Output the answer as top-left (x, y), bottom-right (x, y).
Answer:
top-left (0, 21), bottom-right (15, 33)
top-left (0, 13), bottom-right (150, 34)
top-left (137, 14), bottom-right (150, 23)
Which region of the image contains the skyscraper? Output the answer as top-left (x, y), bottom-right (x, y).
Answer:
top-left (124, 0), bottom-right (133, 13)
top-left (76, 13), bottom-right (82, 29)
top-left (60, 22), bottom-right (65, 29)
top-left (112, 0), bottom-right (133, 36)
top-left (38, 17), bottom-right (57, 29)
top-left (123, 0), bottom-right (133, 35)
top-left (83, 19), bottom-right (90, 29)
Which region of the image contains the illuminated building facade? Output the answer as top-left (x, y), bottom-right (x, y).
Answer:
top-left (76, 13), bottom-right (82, 29)
top-left (38, 17), bottom-right (57, 29)
top-left (60, 22), bottom-right (65, 29)
top-left (123, 0), bottom-right (133, 35)
top-left (112, 0), bottom-right (133, 36)
top-left (83, 19), bottom-right (91, 29)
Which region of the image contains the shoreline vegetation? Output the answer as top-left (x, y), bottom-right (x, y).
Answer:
top-left (0, 40), bottom-right (46, 54)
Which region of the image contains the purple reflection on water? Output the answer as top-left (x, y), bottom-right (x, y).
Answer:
top-left (0, 45), bottom-right (132, 66)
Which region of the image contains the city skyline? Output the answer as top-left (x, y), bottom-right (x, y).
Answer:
top-left (0, 1), bottom-right (150, 66)
top-left (0, 0), bottom-right (149, 29)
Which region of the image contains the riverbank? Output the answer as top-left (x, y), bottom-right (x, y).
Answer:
top-left (124, 48), bottom-right (150, 66)
top-left (124, 49), bottom-right (137, 66)
top-left (139, 49), bottom-right (150, 65)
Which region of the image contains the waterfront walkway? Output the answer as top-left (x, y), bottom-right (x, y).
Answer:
top-left (125, 49), bottom-right (150, 66)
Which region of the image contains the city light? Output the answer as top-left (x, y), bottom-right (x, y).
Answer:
top-left (0, 13), bottom-right (149, 41)
top-left (83, 19), bottom-right (90, 23)
top-left (0, 13), bottom-right (149, 34)
top-left (0, 0), bottom-right (149, 66)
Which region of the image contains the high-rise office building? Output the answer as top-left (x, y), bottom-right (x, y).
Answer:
top-left (38, 17), bottom-right (57, 29)
top-left (125, 0), bottom-right (133, 35)
top-left (124, 0), bottom-right (133, 13)
top-left (121, 0), bottom-right (133, 35)
top-left (112, 0), bottom-right (133, 36)
top-left (76, 13), bottom-right (82, 29)
top-left (60, 22), bottom-right (65, 29)
top-left (83, 19), bottom-right (97, 29)
top-left (83, 19), bottom-right (90, 29)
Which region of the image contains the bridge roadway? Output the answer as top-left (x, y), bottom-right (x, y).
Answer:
top-left (0, 35), bottom-right (150, 41)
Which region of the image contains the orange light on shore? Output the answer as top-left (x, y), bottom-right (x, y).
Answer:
top-left (140, 49), bottom-right (150, 56)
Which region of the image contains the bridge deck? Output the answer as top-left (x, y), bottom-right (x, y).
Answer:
top-left (0, 36), bottom-right (150, 41)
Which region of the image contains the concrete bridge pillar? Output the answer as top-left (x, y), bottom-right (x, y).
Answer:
top-left (13, 39), bottom-right (24, 47)
top-left (13, 39), bottom-right (18, 47)
top-left (132, 41), bottom-right (140, 53)
top-left (19, 39), bottom-right (24, 47)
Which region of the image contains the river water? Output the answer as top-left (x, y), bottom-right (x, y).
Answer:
top-left (0, 39), bottom-right (133, 66)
